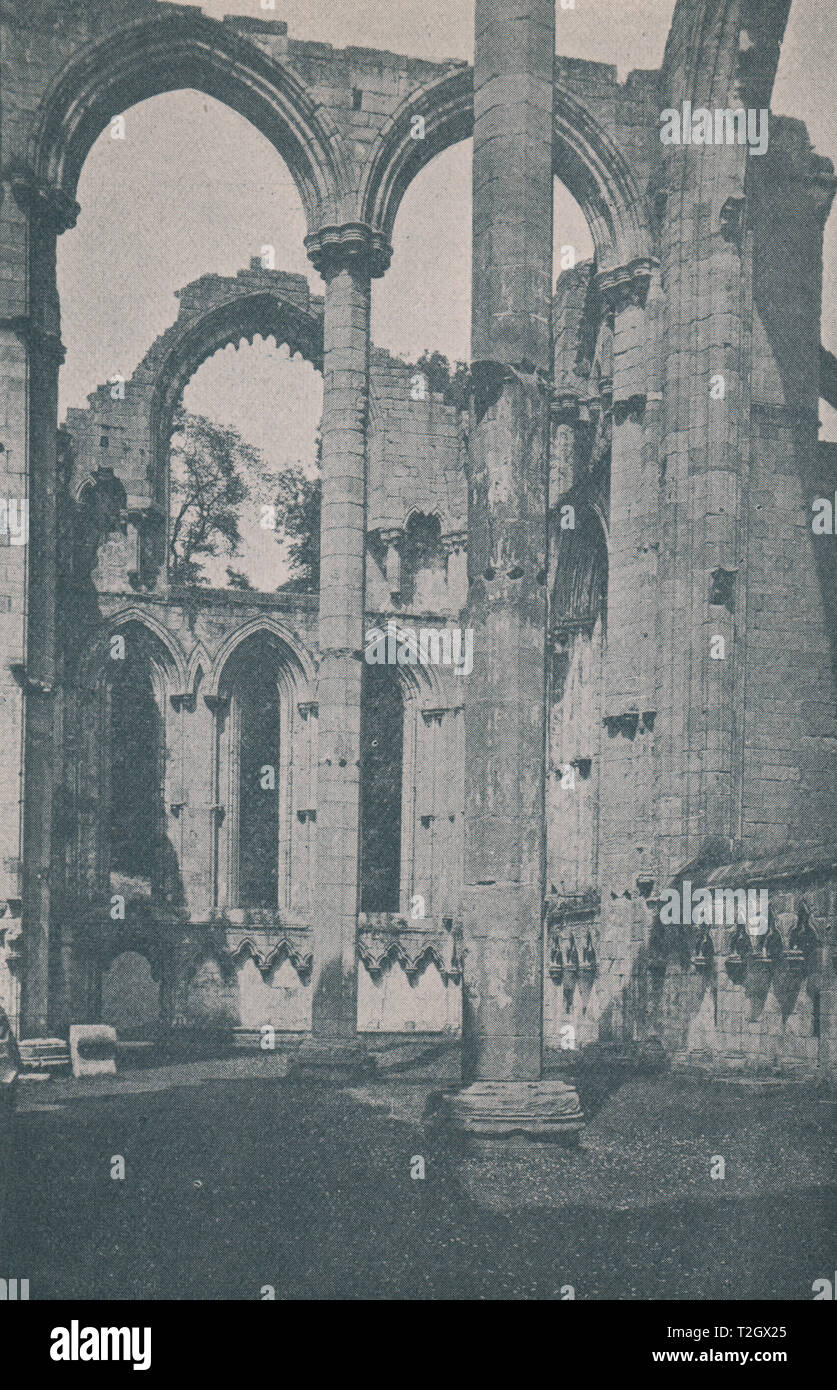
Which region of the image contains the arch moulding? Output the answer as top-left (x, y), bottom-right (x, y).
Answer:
top-left (359, 66), bottom-right (653, 278)
top-left (206, 617), bottom-right (318, 704)
top-left (29, 9), bottom-right (352, 234)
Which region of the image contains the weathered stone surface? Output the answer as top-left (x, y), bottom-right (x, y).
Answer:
top-left (444, 1080), bottom-right (584, 1139)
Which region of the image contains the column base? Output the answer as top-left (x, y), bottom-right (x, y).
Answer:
top-left (287, 1039), bottom-right (375, 1084)
top-left (443, 1080), bottom-right (584, 1141)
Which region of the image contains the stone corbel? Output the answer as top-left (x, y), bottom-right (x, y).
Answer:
top-left (297, 701), bottom-right (318, 721)
top-left (596, 258), bottom-right (657, 313)
top-left (421, 708), bottom-right (447, 726)
top-left (551, 390), bottom-right (582, 425)
top-left (0, 919), bottom-right (23, 973)
top-left (10, 662), bottom-right (56, 696)
top-left (170, 691), bottom-right (196, 712)
top-left (603, 710), bottom-right (639, 740)
top-left (10, 170), bottom-right (79, 233)
top-left (441, 531), bottom-right (467, 591)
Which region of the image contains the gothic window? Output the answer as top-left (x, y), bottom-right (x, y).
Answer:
top-left (401, 512), bottom-right (444, 609)
top-left (108, 643), bottom-right (164, 888)
top-left (236, 665), bottom-right (281, 909)
top-left (360, 665), bottom-right (404, 913)
top-left (215, 632), bottom-right (292, 912)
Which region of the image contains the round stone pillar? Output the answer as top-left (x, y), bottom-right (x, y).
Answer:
top-left (448, 0), bottom-right (583, 1136)
top-left (298, 224), bottom-right (388, 1073)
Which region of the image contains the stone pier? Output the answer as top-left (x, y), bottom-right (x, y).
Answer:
top-left (446, 0), bottom-right (583, 1137)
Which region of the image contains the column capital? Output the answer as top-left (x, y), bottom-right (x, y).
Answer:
top-left (0, 315), bottom-right (65, 364)
top-left (551, 390), bottom-right (582, 424)
top-left (9, 169), bottom-right (79, 234)
top-left (595, 257), bottom-right (657, 313)
top-left (305, 222), bottom-right (392, 280)
top-left (441, 529), bottom-right (467, 557)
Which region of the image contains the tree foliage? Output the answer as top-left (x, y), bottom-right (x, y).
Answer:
top-left (414, 350), bottom-right (471, 411)
top-left (168, 410), bottom-right (263, 585)
top-left (271, 427), bottom-right (321, 592)
top-left (273, 463), bottom-right (321, 592)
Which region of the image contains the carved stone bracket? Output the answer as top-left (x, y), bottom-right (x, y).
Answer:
top-left (10, 662), bottom-right (57, 696)
top-left (551, 391), bottom-right (582, 425)
top-left (0, 920), bottom-right (23, 976)
top-left (10, 170), bottom-right (79, 233)
top-left (603, 709), bottom-right (656, 739)
top-left (596, 257), bottom-right (657, 313)
top-left (421, 706), bottom-right (462, 726)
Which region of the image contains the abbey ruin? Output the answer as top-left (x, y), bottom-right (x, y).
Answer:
top-left (1, 1), bottom-right (836, 1129)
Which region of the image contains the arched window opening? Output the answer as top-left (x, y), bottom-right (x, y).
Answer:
top-left (402, 512), bottom-right (444, 609)
top-left (108, 647), bottom-right (164, 889)
top-left (173, 340), bottom-right (322, 592)
top-left (237, 664), bottom-right (281, 910)
top-left (59, 90), bottom-right (315, 419)
top-left (57, 90), bottom-right (322, 594)
top-left (373, 140), bottom-right (471, 370)
top-left (216, 631), bottom-right (295, 913)
top-left (360, 665), bottom-right (404, 914)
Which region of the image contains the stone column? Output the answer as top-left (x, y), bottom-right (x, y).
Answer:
top-left (4, 176), bottom-right (76, 1038)
top-left (446, 0), bottom-right (582, 1137)
top-left (299, 225), bottom-right (389, 1074)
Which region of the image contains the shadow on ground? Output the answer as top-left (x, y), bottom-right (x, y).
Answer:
top-left (3, 1058), bottom-right (833, 1300)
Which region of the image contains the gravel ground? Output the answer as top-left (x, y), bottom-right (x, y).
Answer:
top-left (3, 1057), bottom-right (834, 1300)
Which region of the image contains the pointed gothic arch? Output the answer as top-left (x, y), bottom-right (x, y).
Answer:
top-left (30, 9), bottom-right (351, 233)
top-left (359, 66), bottom-right (653, 274)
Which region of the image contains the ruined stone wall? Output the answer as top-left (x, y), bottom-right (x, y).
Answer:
top-left (48, 250), bottom-right (468, 1042)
